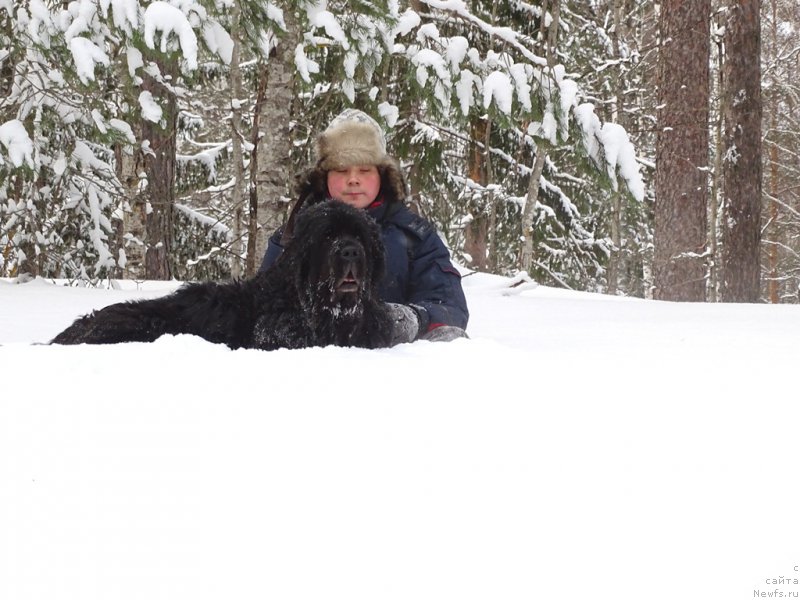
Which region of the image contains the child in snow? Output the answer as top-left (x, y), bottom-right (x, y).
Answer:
top-left (259, 109), bottom-right (468, 344)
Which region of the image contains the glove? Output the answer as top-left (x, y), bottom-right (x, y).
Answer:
top-left (385, 303), bottom-right (424, 346)
top-left (420, 325), bottom-right (469, 343)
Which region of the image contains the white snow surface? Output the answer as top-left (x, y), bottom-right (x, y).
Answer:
top-left (2, 274), bottom-right (800, 600)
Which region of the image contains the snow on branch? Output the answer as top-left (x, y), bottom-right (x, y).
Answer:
top-left (304, 3), bottom-right (349, 50)
top-left (420, 0), bottom-right (547, 66)
top-left (573, 103), bottom-right (645, 202)
top-left (70, 37), bottom-right (110, 84)
top-left (174, 203), bottom-right (231, 239)
top-left (483, 71), bottom-right (513, 114)
top-left (202, 20), bottom-right (234, 65)
top-left (176, 142), bottom-right (230, 189)
top-left (0, 120), bottom-right (35, 169)
top-left (598, 123), bottom-right (645, 202)
top-left (143, 2), bottom-right (199, 70)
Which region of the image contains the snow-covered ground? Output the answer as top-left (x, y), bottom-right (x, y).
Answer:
top-left (2, 273), bottom-right (799, 600)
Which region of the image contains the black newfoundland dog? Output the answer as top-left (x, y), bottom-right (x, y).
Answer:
top-left (52, 201), bottom-right (396, 350)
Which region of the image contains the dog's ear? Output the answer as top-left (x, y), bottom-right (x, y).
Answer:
top-left (283, 204), bottom-right (320, 291)
top-left (281, 169), bottom-right (330, 246)
top-left (361, 214), bottom-right (385, 286)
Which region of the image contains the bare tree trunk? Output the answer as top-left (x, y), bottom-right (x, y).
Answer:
top-left (112, 48), bottom-right (146, 281)
top-left (465, 116), bottom-right (489, 271)
top-left (767, 130), bottom-right (779, 304)
top-left (484, 117), bottom-right (497, 273)
top-left (229, 1), bottom-right (245, 279)
top-left (708, 21), bottom-right (724, 303)
top-left (766, 0), bottom-right (780, 304)
top-left (409, 0), bottom-right (431, 213)
top-left (246, 63), bottom-right (269, 276)
top-left (141, 64), bottom-right (177, 281)
top-left (251, 8), bottom-right (300, 271)
top-left (606, 0), bottom-right (625, 296)
top-left (113, 143), bottom-right (145, 280)
top-left (520, 0), bottom-right (559, 276)
top-left (464, 217), bottom-right (489, 271)
top-left (485, 0), bottom-right (499, 273)
top-left (653, 0), bottom-right (710, 301)
top-left (520, 147), bottom-right (547, 274)
top-left (720, 0), bottom-right (762, 302)
top-left (405, 0), bottom-right (426, 210)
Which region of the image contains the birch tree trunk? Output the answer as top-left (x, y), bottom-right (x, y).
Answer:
top-left (246, 63), bottom-right (269, 276)
top-left (520, 0), bottom-right (559, 276)
top-left (708, 20), bottom-right (724, 303)
top-left (250, 7), bottom-right (301, 272)
top-left (720, 0), bottom-right (762, 302)
top-left (653, 0), bottom-right (710, 301)
top-left (606, 0), bottom-right (625, 296)
top-left (767, 117), bottom-right (779, 304)
top-left (520, 147), bottom-right (547, 274)
top-left (229, 2), bottom-right (245, 279)
top-left (114, 142), bottom-right (145, 280)
top-left (765, 0), bottom-right (780, 304)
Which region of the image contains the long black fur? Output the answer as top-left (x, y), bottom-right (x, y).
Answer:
top-left (52, 201), bottom-right (396, 350)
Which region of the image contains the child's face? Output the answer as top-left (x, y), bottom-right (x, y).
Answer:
top-left (327, 165), bottom-right (381, 209)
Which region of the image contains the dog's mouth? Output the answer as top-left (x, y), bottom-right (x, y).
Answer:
top-left (334, 263), bottom-right (361, 294)
top-left (335, 275), bottom-right (360, 293)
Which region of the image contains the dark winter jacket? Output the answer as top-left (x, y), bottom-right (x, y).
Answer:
top-left (258, 166), bottom-right (469, 332)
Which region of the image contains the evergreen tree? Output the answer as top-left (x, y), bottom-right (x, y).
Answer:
top-left (559, 0), bottom-right (657, 297)
top-left (2, 0), bottom-right (645, 291)
top-left (0, 0), bottom-right (236, 281)
top-left (1, 0), bottom-right (124, 280)
top-left (379, 0), bottom-right (645, 290)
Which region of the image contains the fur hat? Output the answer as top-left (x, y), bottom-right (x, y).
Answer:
top-left (316, 109), bottom-right (390, 170)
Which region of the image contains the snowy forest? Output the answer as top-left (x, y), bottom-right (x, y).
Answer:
top-left (1, 0), bottom-right (796, 303)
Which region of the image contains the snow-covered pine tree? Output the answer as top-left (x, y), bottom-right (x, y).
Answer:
top-left (557, 0), bottom-right (656, 296)
top-left (125, 0), bottom-right (239, 280)
top-left (178, 0), bottom-right (645, 289)
top-left (0, 0), bottom-right (239, 282)
top-left (2, 0), bottom-right (646, 292)
top-left (173, 0), bottom-right (400, 277)
top-left (0, 1), bottom-right (204, 285)
top-left (1, 0), bottom-right (125, 281)
top-left (370, 0), bottom-right (645, 289)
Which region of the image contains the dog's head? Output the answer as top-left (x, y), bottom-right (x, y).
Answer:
top-left (288, 201), bottom-right (385, 313)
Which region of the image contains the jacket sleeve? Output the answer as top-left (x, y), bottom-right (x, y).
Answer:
top-left (406, 224), bottom-right (469, 331)
top-left (258, 228), bottom-right (286, 273)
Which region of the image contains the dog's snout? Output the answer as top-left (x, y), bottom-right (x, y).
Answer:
top-left (337, 240), bottom-right (363, 261)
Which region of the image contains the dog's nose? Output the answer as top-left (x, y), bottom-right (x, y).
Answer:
top-left (337, 241), bottom-right (363, 261)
